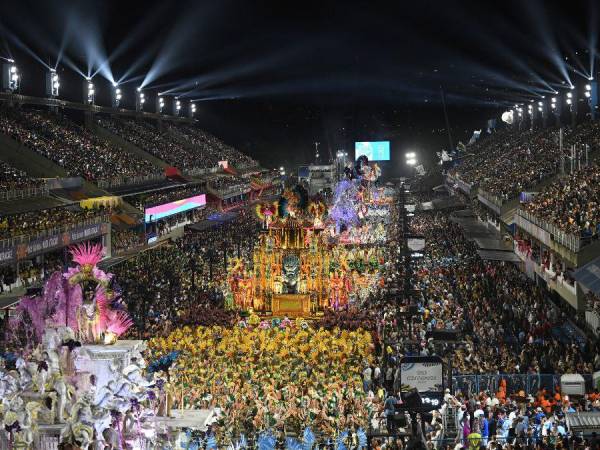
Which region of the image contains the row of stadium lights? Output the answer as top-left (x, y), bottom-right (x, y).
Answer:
top-left (2, 62), bottom-right (197, 117)
top-left (514, 83), bottom-right (595, 118)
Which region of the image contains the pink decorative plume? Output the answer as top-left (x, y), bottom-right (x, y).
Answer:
top-left (94, 287), bottom-right (133, 336)
top-left (105, 310), bottom-right (134, 336)
top-left (69, 242), bottom-right (104, 267)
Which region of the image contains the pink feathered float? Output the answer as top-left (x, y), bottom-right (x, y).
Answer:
top-left (8, 242), bottom-right (133, 349)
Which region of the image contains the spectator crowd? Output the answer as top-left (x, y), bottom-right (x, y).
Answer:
top-left (112, 211), bottom-right (260, 338)
top-left (0, 108), bottom-right (160, 182)
top-left (98, 117), bottom-right (257, 173)
top-left (0, 160), bottom-right (43, 194)
top-left (0, 205), bottom-right (109, 240)
top-left (449, 121), bottom-right (600, 200)
top-left (168, 123), bottom-right (258, 169)
top-left (524, 164), bottom-right (600, 238)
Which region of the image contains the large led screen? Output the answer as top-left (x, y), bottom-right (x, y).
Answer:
top-left (144, 194), bottom-right (206, 223)
top-left (355, 141), bottom-right (391, 161)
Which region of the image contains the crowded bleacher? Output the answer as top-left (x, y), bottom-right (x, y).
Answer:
top-left (0, 108), bottom-right (160, 182)
top-left (449, 121), bottom-right (600, 200)
top-left (98, 117), bottom-right (258, 173)
top-left (167, 123), bottom-right (258, 169)
top-left (524, 164), bottom-right (600, 237)
top-left (0, 160), bottom-right (42, 193)
top-left (0, 205), bottom-right (109, 240)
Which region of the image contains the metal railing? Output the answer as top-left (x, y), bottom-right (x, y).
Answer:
top-left (517, 209), bottom-right (586, 252)
top-left (446, 173), bottom-right (475, 195)
top-left (0, 185), bottom-right (49, 201)
top-left (452, 373), bottom-right (594, 397)
top-left (183, 167), bottom-right (219, 177)
top-left (478, 189), bottom-right (504, 209)
top-left (208, 183), bottom-right (251, 197)
top-left (97, 173), bottom-right (165, 189)
top-left (0, 214), bottom-right (110, 250)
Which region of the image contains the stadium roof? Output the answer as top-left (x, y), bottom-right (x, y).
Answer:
top-left (573, 256), bottom-right (600, 296)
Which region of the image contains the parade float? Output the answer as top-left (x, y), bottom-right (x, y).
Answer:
top-left (0, 243), bottom-right (216, 450)
top-left (227, 155), bottom-right (389, 317)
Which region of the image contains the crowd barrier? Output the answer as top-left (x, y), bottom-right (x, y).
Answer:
top-left (0, 185), bottom-right (49, 201)
top-left (183, 166), bottom-right (219, 177)
top-left (452, 373), bottom-right (594, 397)
top-left (517, 209), bottom-right (584, 252)
top-left (0, 214), bottom-right (110, 251)
top-left (97, 173), bottom-right (165, 189)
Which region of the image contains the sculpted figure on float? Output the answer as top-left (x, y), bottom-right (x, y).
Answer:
top-left (282, 253), bottom-right (300, 294)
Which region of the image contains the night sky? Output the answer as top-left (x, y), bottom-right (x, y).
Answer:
top-left (0, 0), bottom-right (594, 173)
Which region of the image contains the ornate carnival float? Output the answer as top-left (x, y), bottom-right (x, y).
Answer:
top-left (0, 243), bottom-right (215, 449)
top-left (227, 155), bottom-right (390, 317)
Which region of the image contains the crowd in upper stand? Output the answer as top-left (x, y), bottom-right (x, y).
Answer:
top-left (97, 117), bottom-right (197, 170)
top-left (0, 205), bottom-right (108, 240)
top-left (0, 160), bottom-right (43, 193)
top-left (111, 228), bottom-right (142, 255)
top-left (449, 121), bottom-right (600, 200)
top-left (208, 175), bottom-right (250, 192)
top-left (98, 117), bottom-right (257, 173)
top-left (0, 108), bottom-right (159, 182)
top-left (167, 123), bottom-right (258, 169)
top-left (125, 183), bottom-right (206, 211)
top-left (0, 249), bottom-right (66, 292)
top-left (523, 164), bottom-right (600, 237)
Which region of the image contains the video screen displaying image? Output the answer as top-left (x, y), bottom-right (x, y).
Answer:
top-left (144, 194), bottom-right (206, 223)
top-left (355, 141), bottom-right (390, 161)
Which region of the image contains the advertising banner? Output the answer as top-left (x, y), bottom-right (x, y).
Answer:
top-left (400, 356), bottom-right (444, 393)
top-left (0, 222), bottom-right (109, 267)
top-left (144, 194), bottom-right (207, 223)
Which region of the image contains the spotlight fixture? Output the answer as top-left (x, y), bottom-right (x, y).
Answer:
top-left (189, 102), bottom-right (196, 118)
top-left (136, 89), bottom-right (145, 111)
top-left (551, 97), bottom-right (557, 103)
top-left (566, 92), bottom-right (573, 99)
top-left (157, 94), bottom-right (165, 113)
top-left (46, 68), bottom-right (59, 97)
top-left (566, 99), bottom-right (572, 105)
top-left (174, 98), bottom-right (181, 116)
top-left (113, 84), bottom-right (122, 108)
top-left (585, 91), bottom-right (591, 98)
top-left (84, 78), bottom-right (95, 105)
top-left (2, 62), bottom-right (20, 92)
top-left (586, 84), bottom-right (592, 91)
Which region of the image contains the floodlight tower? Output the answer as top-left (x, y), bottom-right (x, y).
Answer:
top-left (157, 94), bottom-right (165, 114)
top-left (550, 96), bottom-right (561, 126)
top-left (136, 87), bottom-right (145, 112)
top-left (2, 60), bottom-right (20, 92)
top-left (112, 82), bottom-right (122, 108)
top-left (84, 78), bottom-right (95, 105)
top-left (584, 81), bottom-right (598, 120)
top-left (537, 100), bottom-right (547, 127)
top-left (46, 69), bottom-right (59, 98)
top-left (566, 88), bottom-right (576, 127)
top-left (527, 102), bottom-right (535, 130)
top-left (189, 101), bottom-right (196, 118)
top-left (173, 98), bottom-right (181, 116)
top-left (515, 105), bottom-right (524, 130)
